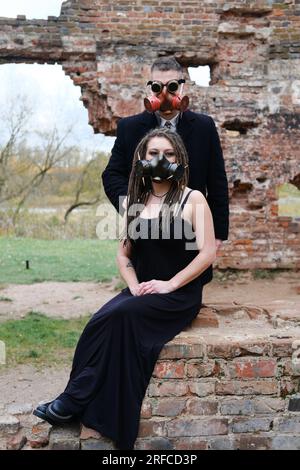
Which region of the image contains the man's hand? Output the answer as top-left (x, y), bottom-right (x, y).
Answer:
top-left (215, 239), bottom-right (223, 253)
top-left (138, 280), bottom-right (174, 295)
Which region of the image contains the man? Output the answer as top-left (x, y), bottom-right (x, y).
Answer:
top-left (102, 56), bottom-right (229, 286)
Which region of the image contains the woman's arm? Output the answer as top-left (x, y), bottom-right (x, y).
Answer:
top-left (116, 239), bottom-right (140, 295)
top-left (169, 190), bottom-right (217, 290)
top-left (116, 196), bottom-right (140, 296)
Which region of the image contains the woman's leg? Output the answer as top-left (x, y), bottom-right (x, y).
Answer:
top-left (55, 288), bottom-right (133, 414)
top-left (53, 287), bottom-right (202, 449)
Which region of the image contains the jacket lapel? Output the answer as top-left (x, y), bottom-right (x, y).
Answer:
top-left (139, 111), bottom-right (158, 131)
top-left (177, 110), bottom-right (195, 142)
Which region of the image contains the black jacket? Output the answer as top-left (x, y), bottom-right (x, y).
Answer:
top-left (102, 110), bottom-right (229, 285)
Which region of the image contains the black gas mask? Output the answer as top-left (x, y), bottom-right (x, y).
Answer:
top-left (135, 152), bottom-right (185, 182)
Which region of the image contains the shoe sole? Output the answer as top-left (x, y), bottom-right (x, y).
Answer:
top-left (33, 408), bottom-right (57, 426)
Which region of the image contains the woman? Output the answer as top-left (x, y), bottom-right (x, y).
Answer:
top-left (33, 128), bottom-right (216, 450)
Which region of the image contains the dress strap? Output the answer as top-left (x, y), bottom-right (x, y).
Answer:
top-left (179, 189), bottom-right (194, 212)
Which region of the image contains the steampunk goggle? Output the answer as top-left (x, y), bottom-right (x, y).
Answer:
top-left (146, 79), bottom-right (186, 94)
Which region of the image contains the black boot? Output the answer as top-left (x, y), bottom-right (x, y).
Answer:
top-left (33, 401), bottom-right (55, 424)
top-left (45, 399), bottom-right (75, 425)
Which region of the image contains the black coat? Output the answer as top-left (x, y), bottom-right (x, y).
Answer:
top-left (102, 110), bottom-right (229, 285)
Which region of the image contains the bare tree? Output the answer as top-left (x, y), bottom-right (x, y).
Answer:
top-left (64, 152), bottom-right (107, 221)
top-left (0, 95), bottom-right (32, 199)
top-left (0, 94), bottom-right (109, 226)
top-left (14, 126), bottom-right (77, 220)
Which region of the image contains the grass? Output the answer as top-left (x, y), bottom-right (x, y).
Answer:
top-left (0, 237), bottom-right (119, 284)
top-left (0, 296), bottom-right (13, 302)
top-left (0, 311), bottom-right (91, 367)
top-left (253, 269), bottom-right (278, 280)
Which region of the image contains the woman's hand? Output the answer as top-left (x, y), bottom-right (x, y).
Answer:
top-left (129, 284), bottom-right (142, 296)
top-left (138, 279), bottom-right (174, 295)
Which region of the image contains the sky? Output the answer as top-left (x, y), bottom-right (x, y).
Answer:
top-left (0, 0), bottom-right (63, 19)
top-left (0, 1), bottom-right (209, 155)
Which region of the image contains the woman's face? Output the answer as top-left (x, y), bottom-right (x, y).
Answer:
top-left (145, 136), bottom-right (177, 163)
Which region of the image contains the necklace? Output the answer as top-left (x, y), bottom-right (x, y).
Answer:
top-left (151, 190), bottom-right (168, 198)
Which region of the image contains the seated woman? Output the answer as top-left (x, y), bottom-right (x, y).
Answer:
top-left (33, 128), bottom-right (216, 450)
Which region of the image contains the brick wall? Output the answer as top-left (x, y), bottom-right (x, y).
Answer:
top-left (1, 330), bottom-right (300, 450)
top-left (0, 0), bottom-right (299, 269)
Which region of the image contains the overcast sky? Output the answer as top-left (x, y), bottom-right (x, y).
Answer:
top-left (0, 0), bottom-right (63, 19)
top-left (0, 1), bottom-right (209, 154)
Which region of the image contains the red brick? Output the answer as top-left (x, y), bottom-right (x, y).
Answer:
top-left (272, 340), bottom-right (293, 357)
top-left (186, 398), bottom-right (218, 415)
top-left (172, 437), bottom-right (208, 450)
top-left (234, 434), bottom-right (272, 450)
top-left (186, 360), bottom-right (217, 377)
top-left (148, 380), bottom-right (189, 397)
top-left (229, 358), bottom-right (277, 378)
top-left (192, 308), bottom-right (219, 328)
top-left (138, 419), bottom-right (167, 438)
top-left (216, 380), bottom-right (278, 396)
top-left (160, 341), bottom-right (204, 359)
top-left (141, 399), bottom-right (152, 418)
top-left (152, 398), bottom-right (187, 417)
top-left (153, 361), bottom-right (185, 379)
top-left (6, 430), bottom-right (27, 450)
top-left (167, 418), bottom-right (228, 437)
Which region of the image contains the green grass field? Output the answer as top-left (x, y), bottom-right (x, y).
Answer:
top-left (0, 237), bottom-right (119, 284)
top-left (0, 311), bottom-right (91, 366)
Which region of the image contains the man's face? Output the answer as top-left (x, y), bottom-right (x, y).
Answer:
top-left (150, 69), bottom-right (182, 120)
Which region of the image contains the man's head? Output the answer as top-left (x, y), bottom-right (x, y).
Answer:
top-left (147, 57), bottom-right (186, 120)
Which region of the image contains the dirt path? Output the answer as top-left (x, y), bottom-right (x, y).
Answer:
top-left (0, 273), bottom-right (299, 322)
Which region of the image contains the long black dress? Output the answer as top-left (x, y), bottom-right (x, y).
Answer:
top-left (56, 189), bottom-right (203, 449)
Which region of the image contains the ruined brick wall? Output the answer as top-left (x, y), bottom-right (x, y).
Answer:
top-left (0, 0), bottom-right (299, 269)
top-left (2, 330), bottom-right (300, 450)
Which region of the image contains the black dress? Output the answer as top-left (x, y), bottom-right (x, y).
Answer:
top-left (56, 189), bottom-right (203, 449)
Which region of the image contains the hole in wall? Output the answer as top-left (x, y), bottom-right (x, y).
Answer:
top-left (0, 63), bottom-right (114, 154)
top-left (278, 182), bottom-right (300, 218)
top-left (188, 65), bottom-right (211, 87)
top-left (290, 173), bottom-right (300, 191)
top-left (231, 180), bottom-right (253, 199)
top-left (0, 1), bottom-right (63, 19)
top-left (256, 175), bottom-right (268, 183)
top-left (222, 119), bottom-right (258, 135)
top-left (0, 62), bottom-right (116, 229)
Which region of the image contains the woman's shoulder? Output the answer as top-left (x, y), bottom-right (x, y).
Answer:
top-left (185, 188), bottom-right (206, 204)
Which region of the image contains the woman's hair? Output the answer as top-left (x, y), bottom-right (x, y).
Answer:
top-left (120, 128), bottom-right (189, 247)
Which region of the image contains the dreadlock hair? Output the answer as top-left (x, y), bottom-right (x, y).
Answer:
top-left (120, 128), bottom-right (189, 248)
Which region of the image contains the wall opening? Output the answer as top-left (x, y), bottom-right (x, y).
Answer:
top-left (0, 63), bottom-right (114, 155)
top-left (222, 118), bottom-right (258, 135)
top-left (0, 1), bottom-right (63, 19)
top-left (278, 182), bottom-right (300, 218)
top-left (188, 65), bottom-right (211, 87)
top-left (0, 62), bottom-right (115, 237)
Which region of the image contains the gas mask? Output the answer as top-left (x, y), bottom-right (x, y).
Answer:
top-left (135, 152), bottom-right (185, 182)
top-left (144, 79), bottom-right (189, 113)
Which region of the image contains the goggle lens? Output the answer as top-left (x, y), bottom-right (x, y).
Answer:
top-left (151, 82), bottom-right (163, 93)
top-left (167, 80), bottom-right (179, 93)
